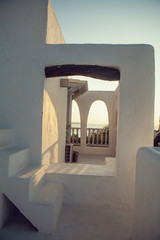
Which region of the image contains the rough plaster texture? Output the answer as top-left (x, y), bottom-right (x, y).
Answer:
top-left (42, 78), bottom-right (67, 166)
top-left (0, 0), bottom-right (155, 219)
top-left (0, 0), bottom-right (65, 165)
top-left (46, 0), bottom-right (65, 44)
top-left (53, 205), bottom-right (132, 240)
top-left (43, 44), bottom-right (154, 208)
top-left (74, 89), bottom-right (118, 157)
top-left (0, 0), bottom-right (66, 232)
top-left (132, 147), bottom-right (160, 239)
top-left (46, 161), bottom-right (118, 207)
top-left (0, 204), bottom-right (132, 240)
top-left (0, 141), bottom-right (64, 233)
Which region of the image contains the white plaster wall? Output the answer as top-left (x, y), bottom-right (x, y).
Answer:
top-left (0, 0), bottom-right (49, 164)
top-left (44, 44), bottom-right (154, 208)
top-left (0, 0), bottom-right (155, 209)
top-left (47, 173), bottom-right (119, 208)
top-left (0, 0), bottom-right (65, 165)
top-left (46, 0), bottom-right (65, 44)
top-left (132, 147), bottom-right (160, 239)
top-left (74, 90), bottom-right (118, 157)
top-left (42, 78), bottom-right (67, 166)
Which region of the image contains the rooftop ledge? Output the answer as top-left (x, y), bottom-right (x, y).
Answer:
top-left (46, 157), bottom-right (116, 177)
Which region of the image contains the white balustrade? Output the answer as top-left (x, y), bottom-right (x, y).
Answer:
top-left (71, 127), bottom-right (109, 147)
top-left (71, 128), bottom-right (81, 146)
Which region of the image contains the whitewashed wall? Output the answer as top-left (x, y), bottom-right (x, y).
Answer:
top-left (44, 44), bottom-right (154, 207)
top-left (74, 90), bottom-right (118, 157)
top-left (46, 0), bottom-right (65, 44)
top-left (0, 0), bottom-right (66, 165)
top-left (0, 0), bottom-right (155, 208)
top-left (42, 1), bottom-right (67, 166)
top-left (42, 78), bottom-right (67, 166)
top-left (132, 147), bottom-right (160, 239)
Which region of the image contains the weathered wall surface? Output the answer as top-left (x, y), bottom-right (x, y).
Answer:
top-left (0, 0), bottom-right (65, 164)
top-left (44, 44), bottom-right (154, 208)
top-left (42, 0), bottom-right (66, 166)
top-left (74, 90), bottom-right (118, 157)
top-left (46, 0), bottom-right (65, 44)
top-left (0, 0), bottom-right (49, 164)
top-left (132, 147), bottom-right (160, 239)
top-left (0, 0), bottom-right (155, 208)
top-left (42, 78), bottom-right (67, 166)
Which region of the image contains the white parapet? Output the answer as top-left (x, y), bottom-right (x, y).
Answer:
top-left (132, 147), bottom-right (160, 239)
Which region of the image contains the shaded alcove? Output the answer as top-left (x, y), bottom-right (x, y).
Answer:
top-left (0, 194), bottom-right (38, 234)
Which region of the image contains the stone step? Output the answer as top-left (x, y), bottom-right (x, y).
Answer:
top-left (1, 164), bottom-right (64, 233)
top-left (14, 165), bottom-right (46, 201)
top-left (32, 182), bottom-right (64, 231)
top-left (33, 182), bottom-right (64, 205)
top-left (0, 146), bottom-right (30, 177)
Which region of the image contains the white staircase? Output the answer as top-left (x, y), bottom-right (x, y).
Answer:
top-left (0, 129), bottom-right (64, 233)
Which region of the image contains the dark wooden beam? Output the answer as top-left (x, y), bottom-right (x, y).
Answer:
top-left (45, 64), bottom-right (120, 81)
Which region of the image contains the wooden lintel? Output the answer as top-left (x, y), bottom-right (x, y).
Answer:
top-left (45, 64), bottom-right (120, 81)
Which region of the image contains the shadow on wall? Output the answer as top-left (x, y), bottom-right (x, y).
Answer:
top-left (42, 88), bottom-right (58, 166)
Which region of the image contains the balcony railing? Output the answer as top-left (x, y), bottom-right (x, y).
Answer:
top-left (71, 128), bottom-right (81, 146)
top-left (71, 127), bottom-right (109, 147)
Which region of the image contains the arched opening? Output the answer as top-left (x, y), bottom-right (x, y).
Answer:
top-left (86, 100), bottom-right (109, 147)
top-left (71, 100), bottom-right (81, 145)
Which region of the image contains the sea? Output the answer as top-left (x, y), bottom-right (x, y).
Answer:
top-left (72, 123), bottom-right (158, 131)
top-left (72, 123), bottom-right (106, 129)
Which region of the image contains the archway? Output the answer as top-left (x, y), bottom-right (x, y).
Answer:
top-left (86, 100), bottom-right (109, 147)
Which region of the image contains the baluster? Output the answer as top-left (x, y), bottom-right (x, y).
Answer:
top-left (104, 129), bottom-right (106, 146)
top-left (73, 128), bottom-right (75, 143)
top-left (86, 128), bottom-right (88, 144)
top-left (92, 129), bottom-right (95, 145)
top-left (88, 129), bottom-right (90, 144)
top-left (91, 129), bottom-right (93, 145)
top-left (107, 129), bottom-right (109, 145)
top-left (76, 128), bottom-right (78, 144)
top-left (95, 129), bottom-right (98, 146)
top-left (101, 129), bottom-right (103, 145)
top-left (79, 128), bottom-right (81, 144)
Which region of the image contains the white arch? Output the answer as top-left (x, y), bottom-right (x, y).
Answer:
top-left (87, 100), bottom-right (109, 128)
top-left (71, 100), bottom-right (81, 128)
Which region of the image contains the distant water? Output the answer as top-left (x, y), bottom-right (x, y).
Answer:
top-left (72, 123), bottom-right (158, 130)
top-left (72, 123), bottom-right (106, 129)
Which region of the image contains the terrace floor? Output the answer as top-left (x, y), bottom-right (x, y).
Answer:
top-left (53, 205), bottom-right (132, 240)
top-left (0, 155), bottom-right (130, 240)
top-left (78, 154), bottom-right (107, 165)
top-left (0, 205), bottom-right (132, 240)
top-left (49, 154), bottom-right (116, 177)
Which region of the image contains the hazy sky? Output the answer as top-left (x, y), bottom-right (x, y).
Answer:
top-left (51, 0), bottom-right (160, 128)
